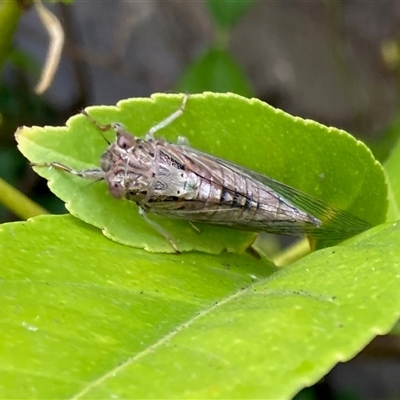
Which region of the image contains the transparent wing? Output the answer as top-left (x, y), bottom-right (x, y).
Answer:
top-left (165, 143), bottom-right (370, 240)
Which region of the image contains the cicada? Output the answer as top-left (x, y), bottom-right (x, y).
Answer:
top-left (32, 95), bottom-right (370, 252)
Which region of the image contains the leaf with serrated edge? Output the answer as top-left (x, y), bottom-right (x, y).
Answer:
top-left (1, 215), bottom-right (399, 398)
top-left (16, 93), bottom-right (387, 253)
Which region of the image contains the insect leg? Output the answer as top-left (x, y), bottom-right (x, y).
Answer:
top-left (189, 221), bottom-right (201, 234)
top-left (139, 206), bottom-right (180, 253)
top-left (145, 94), bottom-right (189, 140)
top-left (81, 110), bottom-right (113, 132)
top-left (31, 162), bottom-right (104, 181)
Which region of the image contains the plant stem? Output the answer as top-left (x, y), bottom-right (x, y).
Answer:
top-left (273, 239), bottom-right (311, 267)
top-left (0, 177), bottom-right (48, 220)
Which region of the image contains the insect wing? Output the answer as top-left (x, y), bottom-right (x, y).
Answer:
top-left (248, 171), bottom-right (370, 239)
top-left (172, 144), bottom-right (370, 240)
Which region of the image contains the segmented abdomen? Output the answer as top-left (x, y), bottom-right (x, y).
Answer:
top-left (149, 148), bottom-right (318, 231)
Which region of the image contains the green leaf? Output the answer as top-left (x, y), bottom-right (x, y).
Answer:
top-left (16, 93), bottom-right (387, 253)
top-left (384, 134), bottom-right (400, 222)
top-left (206, 0), bottom-right (257, 30)
top-left (0, 0), bottom-right (23, 72)
top-left (366, 113), bottom-right (400, 163)
top-left (1, 214), bottom-right (400, 398)
top-left (177, 49), bottom-right (253, 96)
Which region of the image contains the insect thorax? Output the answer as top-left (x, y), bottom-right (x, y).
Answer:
top-left (101, 138), bottom-right (198, 205)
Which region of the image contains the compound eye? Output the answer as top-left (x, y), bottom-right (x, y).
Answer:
top-left (108, 180), bottom-right (125, 199)
top-left (117, 132), bottom-right (135, 150)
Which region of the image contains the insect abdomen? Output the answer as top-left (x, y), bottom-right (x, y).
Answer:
top-left (150, 162), bottom-right (317, 230)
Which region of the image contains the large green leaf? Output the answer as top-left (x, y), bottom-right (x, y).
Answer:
top-left (16, 93), bottom-right (387, 253)
top-left (1, 214), bottom-right (400, 398)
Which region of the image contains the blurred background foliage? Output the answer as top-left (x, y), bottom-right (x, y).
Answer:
top-left (1, 0), bottom-right (400, 398)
